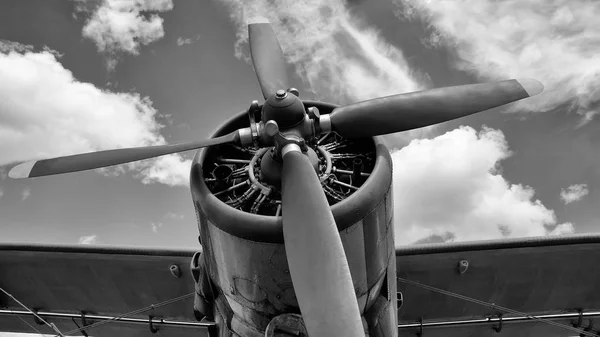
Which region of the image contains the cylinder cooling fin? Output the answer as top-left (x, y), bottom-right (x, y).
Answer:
top-left (202, 119), bottom-right (376, 216)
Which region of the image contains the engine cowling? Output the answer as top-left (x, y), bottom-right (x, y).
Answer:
top-left (190, 101), bottom-right (398, 337)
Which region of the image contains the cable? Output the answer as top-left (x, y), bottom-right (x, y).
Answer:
top-left (62, 292), bottom-right (194, 336)
top-left (17, 316), bottom-right (45, 336)
top-left (397, 277), bottom-right (597, 337)
top-left (0, 286), bottom-right (65, 336)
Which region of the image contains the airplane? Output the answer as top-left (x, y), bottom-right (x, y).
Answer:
top-left (2, 17), bottom-right (596, 337)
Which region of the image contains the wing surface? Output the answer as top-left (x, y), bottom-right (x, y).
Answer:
top-left (0, 244), bottom-right (213, 336)
top-left (4, 235), bottom-right (600, 336)
top-left (396, 234), bottom-right (600, 337)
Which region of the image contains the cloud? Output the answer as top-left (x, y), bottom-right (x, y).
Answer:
top-left (151, 222), bottom-right (163, 233)
top-left (395, 0), bottom-right (600, 122)
top-left (548, 222), bottom-right (575, 236)
top-left (164, 212), bottom-right (185, 220)
top-left (20, 188), bottom-right (31, 201)
top-left (78, 235), bottom-right (98, 244)
top-left (176, 36), bottom-right (200, 46)
top-left (560, 183), bottom-right (589, 204)
top-left (220, 0), bottom-right (426, 105)
top-left (0, 41), bottom-right (190, 186)
top-left (0, 167), bottom-right (6, 180)
top-left (135, 155), bottom-right (191, 186)
top-left (0, 188), bottom-right (4, 199)
top-left (74, 0), bottom-right (174, 69)
top-left (392, 126), bottom-right (573, 244)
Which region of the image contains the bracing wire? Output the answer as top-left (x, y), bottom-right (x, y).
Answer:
top-left (17, 315), bottom-right (45, 336)
top-left (61, 292), bottom-right (194, 336)
top-left (0, 286), bottom-right (65, 336)
top-left (397, 277), bottom-right (597, 337)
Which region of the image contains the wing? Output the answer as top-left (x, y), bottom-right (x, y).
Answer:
top-left (396, 234), bottom-right (600, 337)
top-left (0, 244), bottom-right (214, 337)
top-left (4, 235), bottom-right (598, 337)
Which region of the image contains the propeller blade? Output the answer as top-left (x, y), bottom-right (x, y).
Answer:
top-left (329, 78), bottom-right (544, 138)
top-left (281, 146), bottom-right (364, 337)
top-left (248, 17), bottom-right (290, 99)
top-left (9, 130), bottom-right (240, 179)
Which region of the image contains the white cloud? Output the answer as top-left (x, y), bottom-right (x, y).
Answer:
top-left (220, 0), bottom-right (426, 105)
top-left (151, 222), bottom-right (163, 233)
top-left (78, 234), bottom-right (98, 244)
top-left (0, 42), bottom-right (190, 186)
top-left (20, 187), bottom-right (31, 201)
top-left (392, 126), bottom-right (574, 244)
top-left (136, 154), bottom-right (191, 186)
top-left (0, 188), bottom-right (4, 199)
top-left (164, 212), bottom-right (185, 220)
top-left (548, 222), bottom-right (575, 236)
top-left (560, 183), bottom-right (589, 204)
top-left (395, 0), bottom-right (600, 122)
top-left (176, 37), bottom-right (191, 46)
top-left (75, 0), bottom-right (174, 68)
top-left (176, 36), bottom-right (200, 46)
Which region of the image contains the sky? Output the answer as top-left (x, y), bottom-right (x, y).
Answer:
top-left (0, 0), bottom-right (599, 249)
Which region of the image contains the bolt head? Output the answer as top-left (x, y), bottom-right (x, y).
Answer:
top-left (275, 89), bottom-right (287, 99)
top-left (265, 120), bottom-right (279, 137)
top-left (307, 106), bottom-right (320, 119)
top-left (287, 88), bottom-right (299, 97)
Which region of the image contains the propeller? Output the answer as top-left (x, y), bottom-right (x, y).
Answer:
top-left (8, 130), bottom-right (241, 179)
top-left (329, 78), bottom-right (543, 138)
top-left (7, 16), bottom-right (545, 337)
top-left (248, 17), bottom-right (290, 100)
top-left (281, 145), bottom-right (364, 337)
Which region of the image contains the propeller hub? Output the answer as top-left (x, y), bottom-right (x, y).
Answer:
top-left (260, 147), bottom-right (319, 187)
top-left (262, 92), bottom-right (305, 130)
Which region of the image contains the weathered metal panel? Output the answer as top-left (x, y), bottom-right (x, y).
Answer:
top-left (396, 235), bottom-right (600, 337)
top-left (0, 244), bottom-right (203, 336)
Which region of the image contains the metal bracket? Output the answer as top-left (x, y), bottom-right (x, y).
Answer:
top-left (582, 319), bottom-right (594, 337)
top-left (247, 100), bottom-right (260, 145)
top-left (70, 312), bottom-right (90, 337)
top-left (169, 264), bottom-right (181, 278)
top-left (573, 310), bottom-right (583, 328)
top-left (32, 309), bottom-right (44, 325)
top-left (264, 120), bottom-right (308, 160)
top-left (458, 260), bottom-right (469, 274)
top-left (397, 291), bottom-right (404, 310)
top-left (81, 312), bottom-right (89, 328)
top-left (149, 315), bottom-right (159, 334)
top-left (493, 314), bottom-right (503, 333)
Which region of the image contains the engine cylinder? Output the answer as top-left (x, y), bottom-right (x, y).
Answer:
top-left (190, 101), bottom-right (398, 336)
